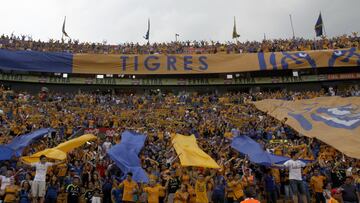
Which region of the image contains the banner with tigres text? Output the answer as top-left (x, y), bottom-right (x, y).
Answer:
top-left (0, 48), bottom-right (359, 74)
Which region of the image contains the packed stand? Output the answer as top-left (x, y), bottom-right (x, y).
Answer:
top-left (0, 85), bottom-right (359, 203)
top-left (0, 33), bottom-right (359, 55)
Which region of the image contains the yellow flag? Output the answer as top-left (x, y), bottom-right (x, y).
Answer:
top-left (22, 148), bottom-right (67, 163)
top-left (21, 134), bottom-right (97, 163)
top-left (56, 134), bottom-right (97, 153)
top-left (172, 134), bottom-right (220, 168)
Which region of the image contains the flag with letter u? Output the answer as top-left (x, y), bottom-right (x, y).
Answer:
top-left (315, 13), bottom-right (323, 37)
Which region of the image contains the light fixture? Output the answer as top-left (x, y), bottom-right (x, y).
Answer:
top-left (96, 75), bottom-right (104, 79)
top-left (235, 73), bottom-right (240, 78)
top-left (132, 75), bottom-right (136, 79)
top-left (62, 73), bottom-right (68, 78)
top-left (226, 74), bottom-right (233, 79)
top-left (54, 73), bottom-right (61, 76)
top-left (292, 71), bottom-right (299, 77)
top-left (106, 74), bottom-right (113, 77)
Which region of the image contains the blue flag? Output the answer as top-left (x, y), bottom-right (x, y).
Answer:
top-left (143, 19), bottom-right (150, 40)
top-left (315, 13), bottom-right (323, 37)
top-left (231, 135), bottom-right (290, 166)
top-left (0, 128), bottom-right (54, 160)
top-left (107, 131), bottom-right (149, 183)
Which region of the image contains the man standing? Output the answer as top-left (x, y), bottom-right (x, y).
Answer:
top-left (212, 171), bottom-right (226, 203)
top-left (0, 170), bottom-right (14, 196)
top-left (274, 151), bottom-right (307, 203)
top-left (310, 169), bottom-right (326, 203)
top-left (165, 170), bottom-right (181, 203)
top-left (22, 155), bottom-right (64, 203)
top-left (341, 176), bottom-right (359, 203)
top-left (241, 168), bottom-right (255, 189)
top-left (67, 176), bottom-right (81, 203)
top-left (119, 172), bottom-right (139, 203)
top-left (143, 179), bottom-right (165, 203)
top-left (263, 169), bottom-right (277, 203)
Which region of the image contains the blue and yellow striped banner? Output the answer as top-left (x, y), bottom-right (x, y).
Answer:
top-left (0, 48), bottom-right (359, 74)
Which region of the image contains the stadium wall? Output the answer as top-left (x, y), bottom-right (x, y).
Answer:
top-left (1, 79), bottom-right (358, 94)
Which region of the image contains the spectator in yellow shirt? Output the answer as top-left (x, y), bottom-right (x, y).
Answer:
top-left (329, 188), bottom-right (342, 203)
top-left (143, 180), bottom-right (164, 203)
top-left (174, 184), bottom-right (189, 203)
top-left (119, 172), bottom-right (138, 203)
top-left (4, 178), bottom-right (19, 203)
top-left (310, 169), bottom-right (326, 203)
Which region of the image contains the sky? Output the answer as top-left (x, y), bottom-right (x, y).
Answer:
top-left (0, 0), bottom-right (359, 44)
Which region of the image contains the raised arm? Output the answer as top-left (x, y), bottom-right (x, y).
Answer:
top-left (271, 163), bottom-right (284, 168)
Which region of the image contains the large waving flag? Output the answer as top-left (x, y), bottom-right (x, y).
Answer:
top-left (231, 135), bottom-right (290, 166)
top-left (107, 131), bottom-right (149, 183)
top-left (315, 13), bottom-right (323, 37)
top-left (22, 148), bottom-right (67, 163)
top-left (254, 96), bottom-right (360, 159)
top-left (22, 134), bottom-right (97, 163)
top-left (172, 134), bottom-right (220, 169)
top-left (56, 134), bottom-right (96, 153)
top-left (0, 128), bottom-right (54, 160)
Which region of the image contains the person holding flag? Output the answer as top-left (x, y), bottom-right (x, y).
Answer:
top-left (21, 155), bottom-right (65, 203)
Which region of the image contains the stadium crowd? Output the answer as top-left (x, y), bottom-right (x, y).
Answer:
top-left (0, 85), bottom-right (359, 203)
top-left (0, 33), bottom-right (359, 54)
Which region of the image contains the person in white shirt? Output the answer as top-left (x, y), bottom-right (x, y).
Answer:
top-left (0, 170), bottom-right (13, 196)
top-left (0, 168), bottom-right (23, 197)
top-left (345, 162), bottom-right (358, 177)
top-left (102, 136), bottom-right (112, 152)
top-left (273, 151), bottom-right (307, 203)
top-left (22, 155), bottom-right (64, 203)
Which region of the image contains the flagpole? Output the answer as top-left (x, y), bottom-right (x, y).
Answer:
top-left (61, 16), bottom-right (64, 42)
top-left (233, 16), bottom-right (239, 43)
top-left (148, 18), bottom-right (150, 45)
top-left (289, 14), bottom-right (296, 39)
top-left (234, 16), bottom-right (237, 43)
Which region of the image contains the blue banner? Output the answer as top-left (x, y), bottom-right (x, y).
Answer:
top-left (107, 131), bottom-right (149, 183)
top-left (0, 128), bottom-right (54, 160)
top-left (0, 49), bottom-right (72, 73)
top-left (231, 135), bottom-right (290, 166)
